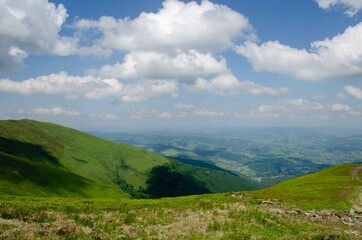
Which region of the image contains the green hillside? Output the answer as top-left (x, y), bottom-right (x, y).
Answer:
top-left (0, 119), bottom-right (258, 198)
top-left (1, 164), bottom-right (361, 239)
top-left (252, 163), bottom-right (362, 210)
top-left (0, 151), bottom-right (123, 198)
top-left (0, 122), bottom-right (361, 239)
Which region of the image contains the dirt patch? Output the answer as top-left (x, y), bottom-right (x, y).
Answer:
top-left (339, 186), bottom-right (351, 198)
top-left (351, 166), bottom-right (362, 181)
top-left (351, 166), bottom-right (362, 212)
top-left (352, 187), bottom-right (362, 212)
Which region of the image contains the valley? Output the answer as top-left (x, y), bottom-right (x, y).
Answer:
top-left (0, 120), bottom-right (258, 198)
top-left (0, 120), bottom-right (362, 239)
top-left (94, 128), bottom-right (362, 185)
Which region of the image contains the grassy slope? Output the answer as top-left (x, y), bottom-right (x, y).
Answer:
top-left (0, 152), bottom-right (122, 198)
top-left (169, 160), bottom-right (260, 192)
top-left (252, 163), bottom-right (362, 210)
top-left (0, 119), bottom-right (259, 198)
top-left (0, 130), bottom-right (361, 239)
top-left (0, 119), bottom-right (169, 197)
top-left (0, 191), bottom-right (360, 239)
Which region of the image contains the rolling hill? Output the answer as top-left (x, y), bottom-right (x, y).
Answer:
top-left (94, 129), bottom-right (353, 185)
top-left (0, 163), bottom-right (361, 239)
top-left (252, 163), bottom-right (362, 210)
top-left (0, 119), bottom-right (258, 198)
top-left (0, 120), bottom-right (361, 238)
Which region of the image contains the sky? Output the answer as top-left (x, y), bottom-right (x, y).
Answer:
top-left (1, 0), bottom-right (362, 130)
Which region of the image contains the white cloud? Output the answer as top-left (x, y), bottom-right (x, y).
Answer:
top-left (89, 113), bottom-right (118, 120)
top-left (174, 103), bottom-right (197, 109)
top-left (81, 0), bottom-right (255, 83)
top-left (0, 71), bottom-right (178, 102)
top-left (315, 0), bottom-right (362, 16)
top-left (75, 0), bottom-right (254, 53)
top-left (193, 109), bottom-right (224, 117)
top-left (331, 103), bottom-right (361, 115)
top-left (158, 112), bottom-right (172, 119)
top-left (0, 71), bottom-right (121, 98)
top-left (337, 93), bottom-right (347, 99)
top-left (344, 85), bottom-right (362, 100)
top-left (283, 98), bottom-right (325, 110)
top-left (88, 50), bottom-right (228, 80)
top-left (0, 0), bottom-right (114, 70)
top-left (0, 0), bottom-right (76, 68)
top-left (249, 98), bottom-right (325, 119)
top-left (191, 74), bottom-right (289, 96)
top-left (331, 103), bottom-right (351, 111)
top-left (122, 109), bottom-right (187, 120)
top-left (236, 23), bottom-right (362, 81)
top-left (32, 107), bottom-right (80, 116)
top-left (249, 105), bottom-right (281, 119)
top-left (8, 46), bottom-right (28, 65)
top-left (121, 80), bottom-right (178, 102)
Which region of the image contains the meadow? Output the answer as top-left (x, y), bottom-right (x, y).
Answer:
top-left (1, 164), bottom-right (361, 239)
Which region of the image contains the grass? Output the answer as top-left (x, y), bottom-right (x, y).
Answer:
top-left (1, 120), bottom-right (362, 238)
top-left (0, 152), bottom-right (124, 198)
top-left (0, 119), bottom-right (178, 196)
top-left (0, 193), bottom-right (359, 239)
top-left (253, 163), bottom-right (362, 210)
top-left (0, 119), bottom-right (260, 198)
top-left (168, 160), bottom-right (260, 192)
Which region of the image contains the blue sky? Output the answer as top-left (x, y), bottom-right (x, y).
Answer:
top-left (1, 0), bottom-right (362, 130)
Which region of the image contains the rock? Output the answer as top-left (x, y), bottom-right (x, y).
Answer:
top-left (262, 200), bottom-right (278, 205)
top-left (287, 209), bottom-right (302, 215)
top-left (229, 193), bottom-right (243, 199)
top-left (319, 210), bottom-right (336, 216)
top-left (344, 230), bottom-right (359, 236)
top-left (268, 208), bottom-right (285, 215)
top-left (349, 209), bottom-right (357, 217)
top-left (305, 211), bottom-right (322, 221)
top-left (341, 216), bottom-right (354, 226)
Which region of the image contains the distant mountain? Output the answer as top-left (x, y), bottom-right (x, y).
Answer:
top-left (93, 130), bottom-right (362, 185)
top-left (0, 119), bottom-right (259, 198)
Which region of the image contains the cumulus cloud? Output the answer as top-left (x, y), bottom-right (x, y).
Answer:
top-left (315, 0), bottom-right (362, 16)
top-left (89, 113), bottom-right (118, 120)
top-left (249, 105), bottom-right (281, 119)
top-left (174, 103), bottom-right (197, 109)
top-left (32, 107), bottom-right (80, 116)
top-left (331, 103), bottom-right (361, 115)
top-left (280, 98), bottom-right (325, 110)
top-left (0, 0), bottom-right (255, 71)
top-left (236, 23), bottom-right (362, 81)
top-left (7, 46), bottom-right (28, 65)
top-left (331, 103), bottom-right (351, 111)
top-left (81, 0), bottom-right (255, 82)
top-left (0, 71), bottom-right (178, 102)
top-left (190, 74), bottom-right (289, 96)
top-left (75, 0), bottom-right (254, 53)
top-left (249, 98), bottom-right (325, 119)
top-left (344, 85), bottom-right (362, 100)
top-left (0, 71), bottom-right (121, 98)
top-left (193, 109), bottom-right (224, 117)
top-left (0, 0), bottom-right (73, 68)
top-left (0, 0), bottom-right (114, 70)
top-left (87, 50), bottom-right (228, 80)
top-left (157, 112), bottom-right (172, 119)
top-left (74, 0), bottom-right (260, 97)
top-left (121, 79), bottom-right (178, 102)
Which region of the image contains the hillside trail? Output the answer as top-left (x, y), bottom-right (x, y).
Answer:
top-left (351, 166), bottom-right (362, 212)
